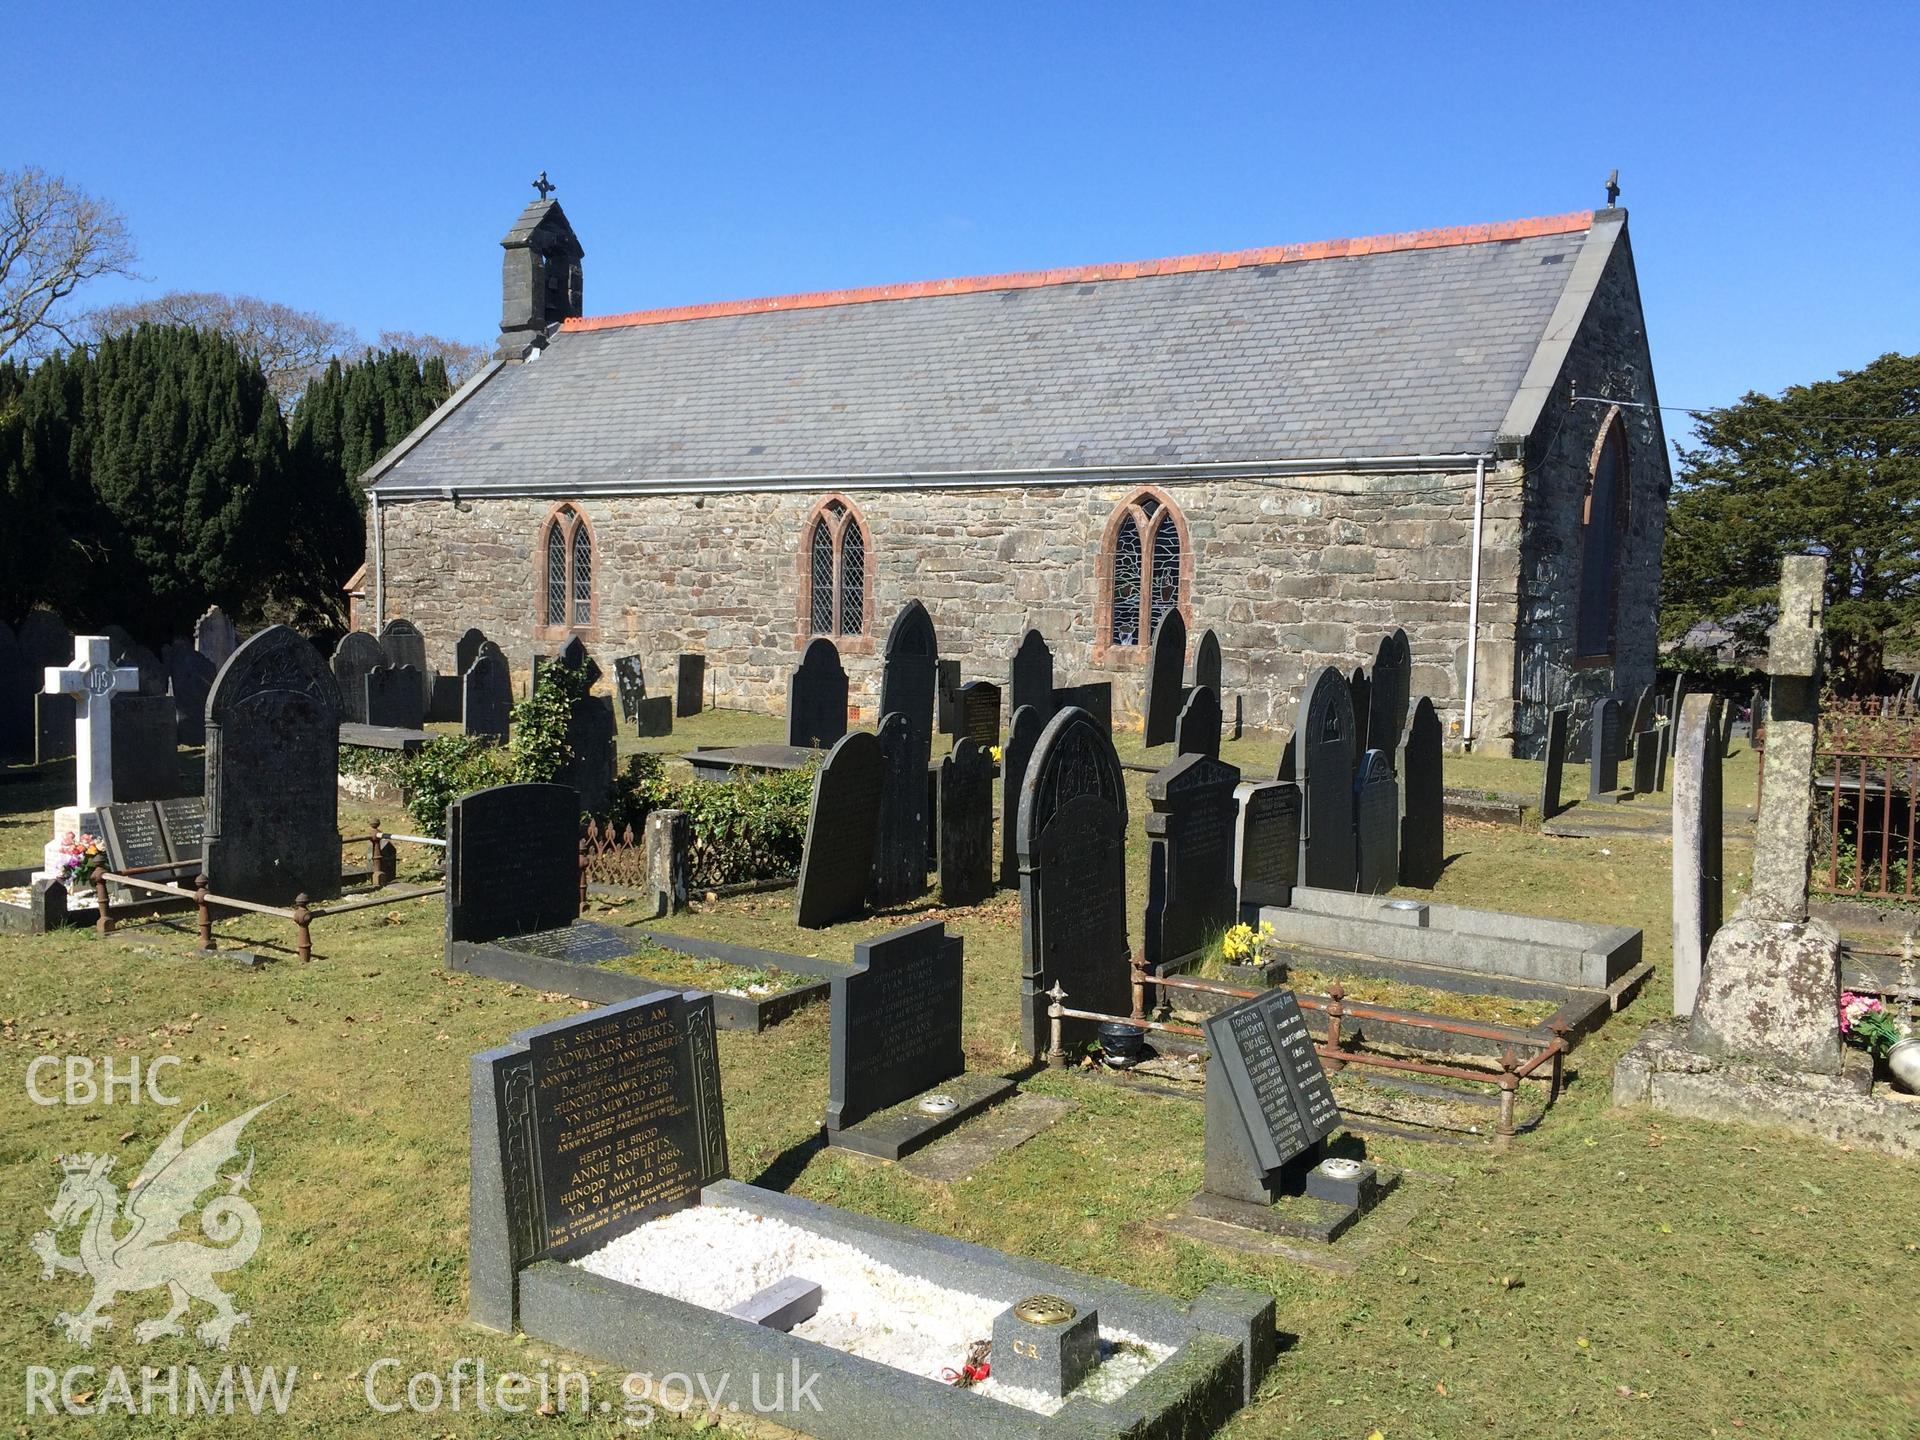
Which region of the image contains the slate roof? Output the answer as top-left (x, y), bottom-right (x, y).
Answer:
top-left (369, 211), bottom-right (1601, 493)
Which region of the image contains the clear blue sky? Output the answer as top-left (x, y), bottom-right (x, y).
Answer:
top-left (14, 1), bottom-right (1918, 439)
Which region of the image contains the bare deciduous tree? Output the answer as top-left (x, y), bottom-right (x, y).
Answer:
top-left (0, 167), bottom-right (139, 362)
top-left (375, 329), bottom-right (491, 385)
top-left (82, 290), bottom-right (359, 401)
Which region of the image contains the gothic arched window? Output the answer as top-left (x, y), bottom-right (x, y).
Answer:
top-left (539, 504), bottom-right (595, 633)
top-left (801, 496), bottom-right (872, 640)
top-left (1576, 416), bottom-right (1630, 660)
top-left (1100, 490), bottom-right (1190, 650)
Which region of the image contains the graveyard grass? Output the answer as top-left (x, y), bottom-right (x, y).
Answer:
top-left (1, 714), bottom-right (1915, 1439)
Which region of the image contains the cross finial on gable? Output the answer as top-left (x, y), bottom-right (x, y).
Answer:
top-left (1605, 168), bottom-right (1620, 208)
top-left (532, 170), bottom-right (556, 201)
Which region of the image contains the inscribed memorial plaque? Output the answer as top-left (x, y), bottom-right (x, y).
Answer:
top-left (826, 920), bottom-right (964, 1132)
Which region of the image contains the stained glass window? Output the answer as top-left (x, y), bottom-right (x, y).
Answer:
top-left (810, 518), bottom-right (835, 634)
top-left (544, 519), bottom-right (568, 626)
top-left (1110, 514), bottom-right (1142, 645)
top-left (570, 523), bottom-right (593, 626)
top-left (839, 523), bottom-right (865, 636)
top-left (1148, 512), bottom-right (1181, 636)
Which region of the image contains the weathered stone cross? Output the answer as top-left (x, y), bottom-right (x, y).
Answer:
top-left (1746, 554), bottom-right (1824, 922)
top-left (46, 636), bottom-right (139, 812)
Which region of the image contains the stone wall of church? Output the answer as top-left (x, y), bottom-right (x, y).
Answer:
top-left (1514, 227), bottom-right (1671, 759)
top-left (373, 467), bottom-right (1515, 746)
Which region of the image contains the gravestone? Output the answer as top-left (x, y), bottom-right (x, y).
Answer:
top-left (958, 680), bottom-right (1001, 749)
top-left (1655, 673), bottom-right (1687, 792)
top-left (1719, 703), bottom-right (1739, 760)
top-left (378, 618), bottom-right (431, 709)
top-left (1625, 685), bottom-right (1655, 760)
top-left (33, 636), bottom-right (139, 884)
top-left (1294, 668), bottom-right (1357, 892)
top-left (879, 601), bottom-right (938, 741)
top-left (1144, 751), bottom-right (1242, 970)
top-left (1235, 781), bottom-right (1301, 915)
top-left (675, 654), bottom-right (705, 718)
top-left (1631, 721), bottom-right (1660, 795)
top-left (787, 637), bottom-right (848, 748)
top-left (793, 730), bottom-right (885, 929)
top-left (935, 658), bottom-right (963, 737)
top-left (106, 629), bottom-right (167, 697)
top-left (1175, 685), bottom-right (1222, 761)
top-left (469, 988), bottom-right (727, 1331)
top-left (1347, 667), bottom-right (1372, 767)
top-left (1397, 697), bottom-right (1444, 887)
top-left (825, 919), bottom-right (966, 1133)
top-left (166, 644), bottom-right (216, 747)
top-left (100, 800), bottom-right (174, 877)
top-left (1192, 628), bottom-right (1223, 700)
top-left (1353, 749), bottom-right (1399, 895)
top-left (631, 696), bottom-right (673, 738)
top-left (159, 795), bottom-right (206, 867)
top-left (544, 634), bottom-right (603, 690)
top-left (555, 695), bottom-right (617, 816)
top-left (35, 692), bottom-right (75, 763)
top-left (455, 627), bottom-right (492, 680)
top-left (1009, 630), bottom-right (1055, 728)
top-left (1540, 704), bottom-right (1570, 820)
top-left (612, 655), bottom-right (647, 725)
top-left (937, 737), bottom-right (995, 906)
top-left (110, 693), bottom-right (184, 802)
top-left (330, 631), bottom-right (385, 726)
top-left (446, 783), bottom-right (581, 946)
top-left (6, 615), bottom-right (70, 760)
top-left (1141, 608), bottom-right (1188, 747)
top-left (999, 704), bottom-right (1044, 892)
top-left (19, 610), bottom-right (75, 676)
top-left (1016, 707), bottom-right (1130, 1059)
top-left (1051, 681), bottom-right (1112, 734)
top-left (365, 665), bottom-right (426, 730)
top-left (1690, 556), bottom-right (1842, 1073)
top-left (868, 711), bottom-right (929, 907)
top-left (1202, 988), bottom-right (1342, 1205)
top-left (204, 625), bottom-right (344, 905)
top-left (194, 605), bottom-right (240, 667)
top-left (1366, 630), bottom-right (1411, 765)
top-left (462, 650), bottom-right (512, 742)
top-left (1671, 692), bottom-right (1725, 1017)
top-left (428, 673), bottom-right (464, 724)
top-left (0, 622), bottom-right (30, 761)
top-left (1587, 697), bottom-right (1622, 800)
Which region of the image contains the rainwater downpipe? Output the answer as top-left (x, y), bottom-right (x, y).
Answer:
top-left (1462, 456), bottom-right (1486, 748)
top-left (371, 489), bottom-right (385, 632)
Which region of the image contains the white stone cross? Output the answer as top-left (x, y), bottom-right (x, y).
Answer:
top-left (46, 636), bottom-right (139, 812)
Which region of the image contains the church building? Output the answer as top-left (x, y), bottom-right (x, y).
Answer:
top-left (363, 190), bottom-right (1669, 755)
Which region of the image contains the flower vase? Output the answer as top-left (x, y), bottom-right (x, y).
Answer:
top-left (1888, 1037), bottom-right (1920, 1094)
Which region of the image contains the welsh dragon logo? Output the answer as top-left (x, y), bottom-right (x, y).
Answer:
top-left (31, 1100), bottom-right (273, 1349)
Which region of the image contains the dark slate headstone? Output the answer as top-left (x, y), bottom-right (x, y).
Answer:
top-left (35, 691), bottom-right (75, 764)
top-left (110, 692), bottom-right (183, 802)
top-left (631, 696), bottom-right (673, 738)
top-left (1347, 667), bottom-right (1372, 768)
top-left (937, 737), bottom-right (995, 907)
top-left (550, 633), bottom-right (602, 689)
top-left (787, 637), bottom-right (848, 748)
top-left (879, 600), bottom-right (938, 744)
top-left (1588, 697), bottom-right (1622, 800)
top-left (1540, 704), bottom-right (1571, 820)
top-left (1632, 732), bottom-right (1660, 795)
top-left (1235, 781), bottom-right (1301, 913)
top-left (869, 711), bottom-right (930, 908)
top-left (1367, 630), bottom-right (1410, 766)
top-left (378, 617), bottom-right (431, 708)
top-left (0, 621), bottom-right (30, 761)
top-left (428, 672), bottom-right (464, 724)
top-left (1175, 685), bottom-right (1221, 761)
top-left (11, 612), bottom-right (70, 760)
top-left (675, 654), bottom-right (705, 718)
top-left (159, 796), bottom-right (206, 869)
top-left (1000, 704), bottom-right (1044, 892)
top-left (204, 625), bottom-right (343, 905)
top-left (1275, 730), bottom-right (1295, 782)
top-left (1202, 988), bottom-right (1342, 1204)
top-left (1016, 707), bottom-right (1130, 1059)
top-left (462, 650), bottom-right (512, 742)
top-left (469, 989), bottom-right (728, 1331)
top-left (613, 654), bottom-right (648, 725)
top-left (794, 730), bottom-right (885, 928)
top-left (1141, 607), bottom-right (1188, 747)
top-left (1295, 667), bottom-right (1358, 892)
top-left (330, 631), bottom-right (385, 726)
top-left (194, 605), bottom-right (240, 668)
top-left (166, 644), bottom-right (216, 747)
top-left (1397, 697), bottom-right (1444, 888)
top-left (826, 919), bottom-right (964, 1132)
top-left (446, 783), bottom-right (581, 945)
top-left (18, 610), bottom-right (74, 673)
top-left (100, 801), bottom-right (172, 876)
top-left (107, 631), bottom-right (167, 697)
top-left (1719, 701), bottom-right (1739, 760)
top-left (555, 694), bottom-right (616, 816)
top-left (1009, 630), bottom-right (1055, 728)
top-left (1655, 673), bottom-right (1687, 791)
top-left (1144, 751), bottom-right (1242, 970)
top-left (455, 627), bottom-right (492, 680)
top-left (935, 658), bottom-right (963, 737)
top-left (1051, 681), bottom-right (1111, 734)
top-left (1192, 628), bottom-right (1223, 699)
top-left (958, 680), bottom-right (1001, 749)
top-left (365, 664), bottom-right (426, 730)
top-left (1625, 684), bottom-right (1655, 760)
top-left (1353, 748), bottom-right (1399, 895)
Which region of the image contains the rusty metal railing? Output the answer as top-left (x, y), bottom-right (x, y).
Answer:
top-left (1814, 703), bottom-right (1920, 901)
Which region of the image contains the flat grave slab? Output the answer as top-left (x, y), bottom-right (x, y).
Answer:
top-left (339, 722), bottom-right (434, 753)
top-left (683, 744), bottom-right (823, 782)
top-left (897, 1092), bottom-right (1075, 1183)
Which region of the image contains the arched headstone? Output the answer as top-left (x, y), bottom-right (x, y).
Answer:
top-left (787, 638), bottom-right (848, 748)
top-left (794, 730), bottom-right (885, 928)
top-left (1397, 698), bottom-right (1445, 887)
top-left (1295, 667), bottom-right (1357, 892)
top-left (455, 627), bottom-right (492, 679)
top-left (379, 618), bottom-right (431, 708)
top-left (999, 704), bottom-right (1045, 892)
top-left (1354, 748), bottom-right (1399, 894)
top-left (1009, 630), bottom-right (1055, 728)
top-left (1192, 629), bottom-right (1223, 698)
top-left (1367, 629), bottom-right (1410, 766)
top-left (1141, 608), bottom-right (1187, 747)
top-left (330, 631), bottom-right (385, 725)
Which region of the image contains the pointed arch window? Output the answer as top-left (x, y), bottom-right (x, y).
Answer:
top-left (538, 504), bottom-right (595, 633)
top-left (800, 496), bottom-right (871, 640)
top-left (1101, 490), bottom-right (1190, 650)
top-left (1576, 417), bottom-right (1630, 661)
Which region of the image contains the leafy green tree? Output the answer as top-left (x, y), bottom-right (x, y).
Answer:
top-left (1661, 351), bottom-right (1920, 693)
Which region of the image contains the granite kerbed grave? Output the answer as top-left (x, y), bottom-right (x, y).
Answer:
top-left (474, 996), bottom-right (1275, 1437)
top-left (824, 920), bottom-right (1014, 1161)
